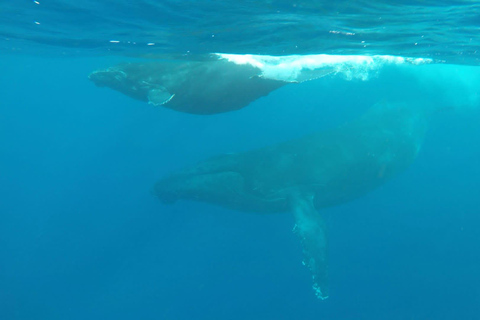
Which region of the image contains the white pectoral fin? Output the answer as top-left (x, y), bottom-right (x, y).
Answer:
top-left (148, 87), bottom-right (175, 106)
top-left (296, 68), bottom-right (336, 83)
top-left (290, 193), bottom-right (329, 300)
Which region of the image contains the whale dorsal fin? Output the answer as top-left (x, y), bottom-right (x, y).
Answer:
top-left (289, 192), bottom-right (329, 300)
top-left (148, 87), bottom-right (175, 106)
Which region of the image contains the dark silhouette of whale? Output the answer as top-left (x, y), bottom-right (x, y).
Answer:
top-left (154, 102), bottom-right (432, 299)
top-left (89, 56), bottom-right (334, 115)
top-left (89, 59), bottom-right (288, 115)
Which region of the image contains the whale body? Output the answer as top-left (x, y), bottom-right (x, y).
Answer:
top-left (89, 58), bottom-right (288, 115)
top-left (154, 102), bottom-right (431, 299)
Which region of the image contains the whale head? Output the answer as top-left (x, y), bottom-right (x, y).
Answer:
top-left (155, 154), bottom-right (243, 204)
top-left (88, 67), bottom-right (128, 88)
top-left (154, 153), bottom-right (287, 213)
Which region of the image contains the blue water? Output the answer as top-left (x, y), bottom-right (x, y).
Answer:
top-left (1, 2), bottom-right (480, 320)
top-left (2, 0), bottom-right (480, 64)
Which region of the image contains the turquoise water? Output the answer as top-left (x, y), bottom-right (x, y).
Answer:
top-left (2, 0), bottom-right (480, 64)
top-left (1, 2), bottom-right (480, 320)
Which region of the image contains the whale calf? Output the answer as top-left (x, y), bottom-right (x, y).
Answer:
top-left (87, 54), bottom-right (346, 115)
top-left (154, 102), bottom-right (431, 299)
top-left (89, 58), bottom-right (289, 115)
top-left (89, 54), bottom-right (435, 115)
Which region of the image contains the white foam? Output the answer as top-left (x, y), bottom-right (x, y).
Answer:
top-left (216, 53), bottom-right (432, 83)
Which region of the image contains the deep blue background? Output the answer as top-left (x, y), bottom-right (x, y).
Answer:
top-left (1, 55), bottom-right (479, 320)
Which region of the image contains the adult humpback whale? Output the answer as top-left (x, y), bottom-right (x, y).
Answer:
top-left (89, 58), bottom-right (289, 115)
top-left (154, 102), bottom-right (431, 299)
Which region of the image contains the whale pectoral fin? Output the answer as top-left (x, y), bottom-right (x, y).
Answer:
top-left (147, 87), bottom-right (175, 106)
top-left (296, 68), bottom-right (336, 82)
top-left (290, 193), bottom-right (329, 300)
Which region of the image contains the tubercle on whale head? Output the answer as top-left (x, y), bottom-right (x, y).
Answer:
top-left (88, 68), bottom-right (127, 87)
top-left (153, 168), bottom-right (248, 208)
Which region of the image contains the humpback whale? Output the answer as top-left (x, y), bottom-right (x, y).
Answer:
top-left (88, 54), bottom-right (351, 115)
top-left (89, 54), bottom-right (433, 115)
top-left (89, 58), bottom-right (288, 115)
top-left (154, 102), bottom-right (431, 299)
